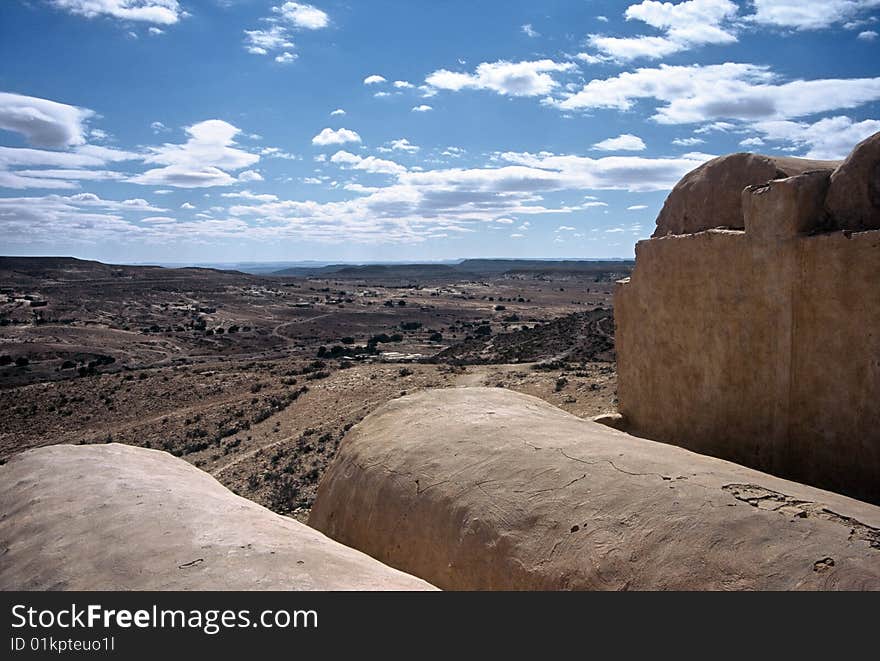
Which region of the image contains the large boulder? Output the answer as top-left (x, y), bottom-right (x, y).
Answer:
top-left (310, 387), bottom-right (880, 590)
top-left (0, 444), bottom-right (435, 590)
top-left (825, 131), bottom-right (880, 231)
top-left (653, 153), bottom-right (839, 237)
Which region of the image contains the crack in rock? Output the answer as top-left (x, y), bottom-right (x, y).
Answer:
top-left (723, 484), bottom-right (880, 549)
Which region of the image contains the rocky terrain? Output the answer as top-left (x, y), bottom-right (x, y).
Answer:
top-left (0, 256), bottom-right (626, 521)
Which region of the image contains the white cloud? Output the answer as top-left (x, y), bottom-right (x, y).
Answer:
top-left (244, 25), bottom-right (294, 55)
top-left (589, 0), bottom-right (738, 61)
top-left (426, 59), bottom-right (576, 97)
top-left (180, 202), bottom-right (195, 209)
top-left (412, 105), bottom-right (433, 112)
top-left (0, 92), bottom-right (94, 148)
top-left (751, 115), bottom-right (880, 159)
top-left (672, 136), bottom-right (705, 146)
top-left (148, 26), bottom-right (164, 36)
top-left (521, 24), bottom-right (539, 37)
top-left (388, 138), bottom-right (419, 153)
top-left (219, 190), bottom-right (278, 202)
top-left (330, 150), bottom-right (407, 175)
top-left (746, 0), bottom-right (880, 31)
top-left (238, 170), bottom-right (263, 182)
top-left (592, 133), bottom-right (647, 151)
top-left (274, 2), bottom-right (329, 29)
top-left (311, 127), bottom-right (362, 146)
top-left (495, 217), bottom-right (514, 224)
top-left (260, 146), bottom-right (298, 159)
top-left (330, 108), bottom-right (346, 116)
top-left (394, 80), bottom-right (414, 89)
top-left (364, 74), bottom-right (387, 85)
top-left (130, 119), bottom-right (259, 188)
top-left (275, 51), bottom-right (297, 63)
top-left (49, 0), bottom-right (183, 25)
top-left (554, 63), bottom-right (880, 125)
top-left (627, 204), bottom-right (648, 210)
top-left (858, 30), bottom-right (879, 39)
top-left (557, 225), bottom-right (576, 231)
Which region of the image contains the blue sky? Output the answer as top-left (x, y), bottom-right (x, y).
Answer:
top-left (1, 1), bottom-right (879, 264)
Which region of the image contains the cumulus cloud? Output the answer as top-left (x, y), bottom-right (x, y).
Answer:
top-left (589, 0), bottom-right (739, 61)
top-left (553, 63), bottom-right (880, 125)
top-left (311, 127), bottom-right (362, 146)
top-left (750, 115), bottom-right (880, 159)
top-left (244, 25), bottom-right (294, 55)
top-left (388, 138), bottom-right (419, 153)
top-left (411, 104), bottom-right (433, 112)
top-left (0, 92), bottom-right (94, 148)
top-left (330, 150), bottom-right (407, 175)
top-left (243, 3), bottom-right (327, 59)
top-left (521, 24), bottom-right (539, 38)
top-left (275, 51), bottom-right (297, 64)
top-left (49, 0), bottom-right (183, 25)
top-left (273, 2), bottom-right (329, 29)
top-left (858, 30), bottom-right (879, 39)
top-left (746, 0), bottom-right (880, 31)
top-left (592, 134), bottom-right (647, 151)
top-left (330, 108), bottom-right (346, 116)
top-left (426, 60), bottom-right (576, 97)
top-left (238, 170), bottom-right (263, 182)
top-left (130, 119), bottom-right (259, 188)
top-left (364, 75), bottom-right (387, 85)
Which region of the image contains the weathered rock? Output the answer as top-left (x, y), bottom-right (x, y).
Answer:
top-left (0, 444), bottom-right (436, 590)
top-left (617, 223), bottom-right (880, 503)
top-left (742, 170), bottom-right (832, 240)
top-left (592, 412), bottom-right (626, 430)
top-left (310, 387), bottom-right (880, 591)
top-left (653, 153), bottom-right (839, 237)
top-left (825, 131), bottom-right (880, 231)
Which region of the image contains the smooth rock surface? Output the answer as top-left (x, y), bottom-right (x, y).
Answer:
top-left (310, 387), bottom-right (880, 591)
top-left (825, 131), bottom-right (880, 231)
top-left (0, 443), bottom-right (436, 590)
top-left (616, 227), bottom-right (880, 503)
top-left (653, 153), bottom-right (839, 237)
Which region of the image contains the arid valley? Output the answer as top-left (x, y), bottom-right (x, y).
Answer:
top-left (0, 256), bottom-right (627, 522)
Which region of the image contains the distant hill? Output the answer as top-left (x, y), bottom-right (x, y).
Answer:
top-left (272, 259), bottom-right (634, 279)
top-left (0, 256), bottom-right (251, 283)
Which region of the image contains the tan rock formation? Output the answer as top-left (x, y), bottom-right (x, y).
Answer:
top-left (0, 443), bottom-right (436, 590)
top-left (309, 387), bottom-right (880, 591)
top-left (652, 153), bottom-right (839, 237)
top-left (825, 132), bottom-right (880, 231)
top-left (618, 138), bottom-right (880, 503)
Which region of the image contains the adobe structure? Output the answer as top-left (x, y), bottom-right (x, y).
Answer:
top-left (615, 133), bottom-right (880, 504)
